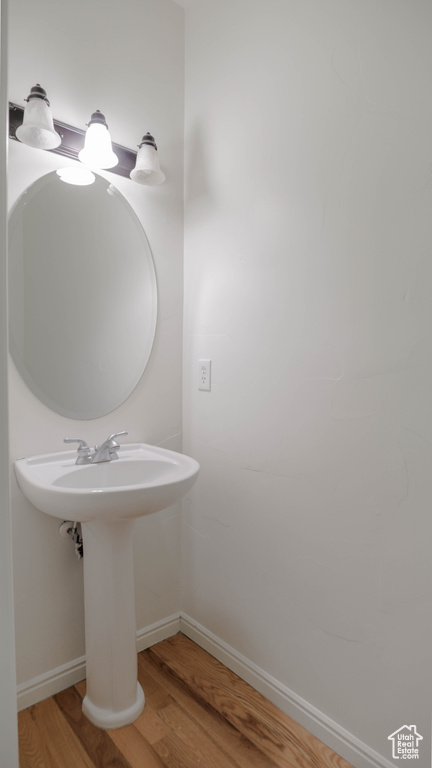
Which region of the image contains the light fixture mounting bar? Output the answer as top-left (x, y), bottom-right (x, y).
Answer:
top-left (8, 103), bottom-right (137, 179)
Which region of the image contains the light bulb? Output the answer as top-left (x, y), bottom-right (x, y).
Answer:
top-left (130, 133), bottom-right (165, 185)
top-left (78, 110), bottom-right (118, 170)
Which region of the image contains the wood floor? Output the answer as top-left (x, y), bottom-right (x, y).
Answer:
top-left (18, 633), bottom-right (354, 768)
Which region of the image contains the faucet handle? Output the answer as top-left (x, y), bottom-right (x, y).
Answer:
top-left (64, 437), bottom-right (90, 450)
top-left (107, 431), bottom-right (128, 443)
top-left (63, 438), bottom-right (93, 465)
top-left (104, 431), bottom-right (128, 461)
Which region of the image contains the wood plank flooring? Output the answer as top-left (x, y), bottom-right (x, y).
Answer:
top-left (18, 633), bottom-right (354, 768)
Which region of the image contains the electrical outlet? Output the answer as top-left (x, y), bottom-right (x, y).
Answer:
top-left (198, 359), bottom-right (211, 391)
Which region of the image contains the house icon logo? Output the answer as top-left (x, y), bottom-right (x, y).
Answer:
top-left (388, 724), bottom-right (423, 760)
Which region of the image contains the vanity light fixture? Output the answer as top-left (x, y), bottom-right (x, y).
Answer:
top-left (15, 84), bottom-right (61, 150)
top-left (78, 110), bottom-right (118, 170)
top-left (9, 87), bottom-right (166, 185)
top-left (130, 133), bottom-right (166, 186)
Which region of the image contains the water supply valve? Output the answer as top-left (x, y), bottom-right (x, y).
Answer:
top-left (59, 521), bottom-right (84, 559)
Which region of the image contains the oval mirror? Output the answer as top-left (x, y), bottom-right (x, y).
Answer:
top-left (8, 171), bottom-right (157, 419)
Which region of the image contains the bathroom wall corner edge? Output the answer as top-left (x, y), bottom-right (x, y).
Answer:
top-left (0, 0), bottom-right (19, 763)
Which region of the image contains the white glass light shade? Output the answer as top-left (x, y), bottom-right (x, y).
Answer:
top-left (16, 95), bottom-right (61, 150)
top-left (130, 144), bottom-right (165, 186)
top-left (78, 120), bottom-right (118, 170)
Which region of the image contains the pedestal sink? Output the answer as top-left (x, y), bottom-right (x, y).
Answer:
top-left (14, 443), bottom-right (199, 729)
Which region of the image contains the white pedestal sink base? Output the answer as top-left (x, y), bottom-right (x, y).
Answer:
top-left (14, 443), bottom-right (200, 729)
top-left (83, 682), bottom-right (145, 730)
top-left (81, 519), bottom-right (145, 729)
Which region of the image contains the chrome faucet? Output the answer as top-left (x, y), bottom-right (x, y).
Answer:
top-left (64, 431), bottom-right (128, 465)
top-left (92, 432), bottom-right (128, 463)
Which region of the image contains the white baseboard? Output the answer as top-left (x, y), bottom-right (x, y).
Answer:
top-left (17, 612), bottom-right (181, 711)
top-left (180, 613), bottom-right (395, 768)
top-left (136, 613), bottom-right (181, 653)
top-left (16, 610), bottom-right (394, 768)
top-left (17, 654), bottom-right (87, 712)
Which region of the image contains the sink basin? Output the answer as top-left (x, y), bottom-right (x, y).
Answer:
top-left (14, 442), bottom-right (200, 522)
top-left (14, 442), bottom-right (199, 730)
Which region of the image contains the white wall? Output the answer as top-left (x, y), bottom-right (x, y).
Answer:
top-left (0, 0), bottom-right (19, 762)
top-left (8, 0), bottom-right (432, 763)
top-left (8, 0), bottom-right (184, 691)
top-left (183, 0), bottom-right (432, 764)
